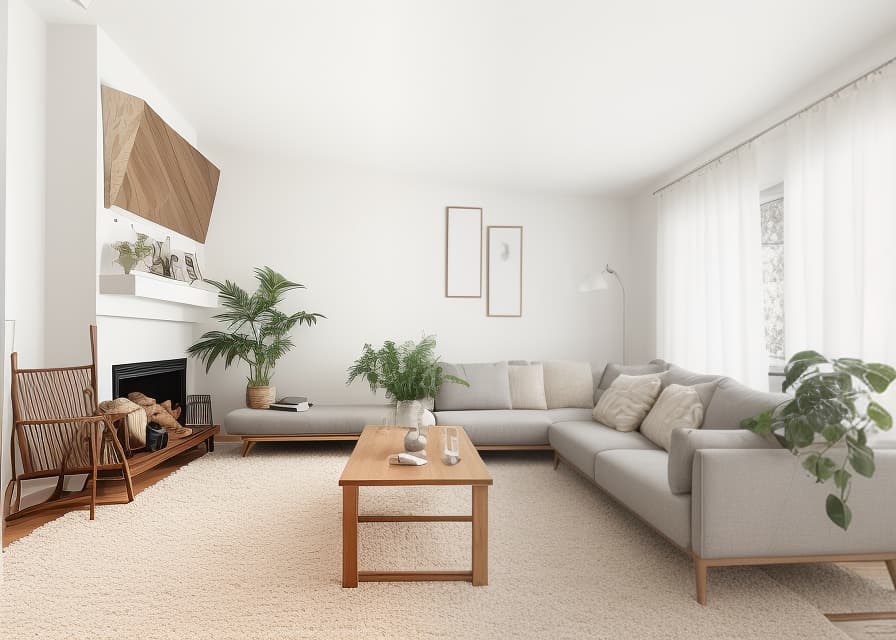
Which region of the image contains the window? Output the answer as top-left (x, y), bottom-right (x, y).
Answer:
top-left (761, 194), bottom-right (784, 369)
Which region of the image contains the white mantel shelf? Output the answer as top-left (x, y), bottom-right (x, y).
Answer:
top-left (98, 272), bottom-right (219, 308)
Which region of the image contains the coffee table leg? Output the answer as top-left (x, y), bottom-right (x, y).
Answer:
top-left (343, 485), bottom-right (359, 588)
top-left (472, 485), bottom-right (488, 586)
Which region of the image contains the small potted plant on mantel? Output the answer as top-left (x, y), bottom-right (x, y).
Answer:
top-left (188, 266), bottom-right (325, 409)
top-left (347, 335), bottom-right (468, 450)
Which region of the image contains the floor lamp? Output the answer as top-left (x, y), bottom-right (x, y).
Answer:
top-left (579, 264), bottom-right (626, 363)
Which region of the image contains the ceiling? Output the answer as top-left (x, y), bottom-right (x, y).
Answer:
top-left (28, 0), bottom-right (896, 196)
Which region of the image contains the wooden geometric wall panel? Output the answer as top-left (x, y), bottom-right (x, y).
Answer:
top-left (101, 85), bottom-right (220, 243)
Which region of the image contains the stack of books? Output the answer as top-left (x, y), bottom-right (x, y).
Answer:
top-left (268, 396), bottom-right (312, 412)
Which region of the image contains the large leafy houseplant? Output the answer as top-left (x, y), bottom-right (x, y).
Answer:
top-left (188, 267), bottom-right (324, 407)
top-left (346, 335), bottom-right (468, 402)
top-left (742, 351), bottom-right (896, 530)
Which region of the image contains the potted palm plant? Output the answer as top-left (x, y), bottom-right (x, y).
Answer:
top-left (347, 335), bottom-right (468, 449)
top-left (188, 266), bottom-right (325, 409)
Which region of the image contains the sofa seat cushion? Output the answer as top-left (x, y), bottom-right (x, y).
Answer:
top-left (435, 362), bottom-right (512, 411)
top-left (549, 420), bottom-right (660, 479)
top-left (702, 377), bottom-right (789, 429)
top-left (225, 404), bottom-right (394, 436)
top-left (433, 410), bottom-right (551, 446)
top-left (594, 449), bottom-right (692, 549)
top-left (546, 408), bottom-right (594, 423)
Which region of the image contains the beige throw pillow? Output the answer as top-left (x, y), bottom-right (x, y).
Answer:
top-left (508, 364), bottom-right (548, 410)
top-left (542, 360), bottom-right (594, 409)
top-left (592, 373), bottom-right (662, 432)
top-left (640, 384), bottom-right (705, 451)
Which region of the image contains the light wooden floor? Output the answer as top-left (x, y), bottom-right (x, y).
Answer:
top-left (3, 443), bottom-right (894, 639)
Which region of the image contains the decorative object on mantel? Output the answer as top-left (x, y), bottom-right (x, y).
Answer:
top-left (445, 206), bottom-right (482, 298)
top-left (346, 335), bottom-right (468, 452)
top-left (486, 225), bottom-right (523, 317)
top-left (101, 85), bottom-right (220, 243)
top-left (188, 267), bottom-right (325, 409)
top-left (112, 233), bottom-right (153, 275)
top-left (742, 350), bottom-right (896, 530)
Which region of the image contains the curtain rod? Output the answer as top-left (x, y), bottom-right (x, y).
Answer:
top-left (652, 53), bottom-right (896, 197)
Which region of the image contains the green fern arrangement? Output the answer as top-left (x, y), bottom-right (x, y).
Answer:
top-left (188, 267), bottom-right (325, 386)
top-left (346, 335), bottom-right (468, 401)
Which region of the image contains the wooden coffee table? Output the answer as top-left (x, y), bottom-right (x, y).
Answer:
top-left (339, 425), bottom-right (493, 587)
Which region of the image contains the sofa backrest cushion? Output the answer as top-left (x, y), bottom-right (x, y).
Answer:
top-left (702, 377), bottom-right (789, 429)
top-left (508, 363), bottom-right (548, 410)
top-left (595, 362), bottom-right (670, 404)
top-left (598, 362), bottom-right (670, 390)
top-left (592, 373), bottom-right (662, 431)
top-left (542, 360), bottom-right (595, 409)
top-left (435, 362), bottom-right (512, 411)
top-left (640, 383), bottom-right (709, 451)
top-left (660, 364), bottom-right (724, 389)
top-left (667, 427), bottom-right (779, 494)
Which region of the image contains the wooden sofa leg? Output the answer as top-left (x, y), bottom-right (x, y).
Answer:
top-left (553, 452), bottom-right (560, 470)
top-left (241, 440), bottom-right (256, 457)
top-left (886, 560), bottom-right (896, 590)
top-left (695, 557), bottom-right (708, 605)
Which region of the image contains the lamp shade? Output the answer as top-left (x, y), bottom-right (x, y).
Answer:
top-left (578, 272), bottom-right (609, 293)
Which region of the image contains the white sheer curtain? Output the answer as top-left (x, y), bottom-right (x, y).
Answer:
top-left (656, 145), bottom-right (767, 389)
top-left (785, 65), bottom-right (896, 364)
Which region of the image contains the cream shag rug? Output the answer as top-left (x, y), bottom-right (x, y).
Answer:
top-left (3, 446), bottom-right (894, 640)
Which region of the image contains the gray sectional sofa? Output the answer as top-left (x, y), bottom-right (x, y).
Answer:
top-left (225, 358), bottom-right (896, 604)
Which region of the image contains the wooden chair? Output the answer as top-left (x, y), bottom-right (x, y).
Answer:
top-left (4, 325), bottom-right (134, 521)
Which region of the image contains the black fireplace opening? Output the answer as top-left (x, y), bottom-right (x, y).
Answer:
top-left (112, 358), bottom-right (187, 426)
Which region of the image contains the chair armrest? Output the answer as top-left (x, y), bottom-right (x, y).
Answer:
top-left (692, 448), bottom-right (896, 559)
top-left (667, 428), bottom-right (777, 494)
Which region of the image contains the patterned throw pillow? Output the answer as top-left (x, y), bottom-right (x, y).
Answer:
top-left (640, 384), bottom-right (706, 451)
top-left (592, 373), bottom-right (662, 432)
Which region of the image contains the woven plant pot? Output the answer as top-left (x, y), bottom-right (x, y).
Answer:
top-left (246, 385), bottom-right (276, 409)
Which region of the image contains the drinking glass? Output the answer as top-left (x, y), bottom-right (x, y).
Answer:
top-left (441, 427), bottom-right (461, 465)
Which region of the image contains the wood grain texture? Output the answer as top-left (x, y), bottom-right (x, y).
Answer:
top-left (101, 85), bottom-right (219, 243)
top-left (339, 426), bottom-right (493, 487)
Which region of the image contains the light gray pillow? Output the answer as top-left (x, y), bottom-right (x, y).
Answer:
top-left (592, 373), bottom-right (662, 432)
top-left (542, 360), bottom-right (594, 409)
top-left (508, 364), bottom-right (548, 410)
top-left (435, 362), bottom-right (512, 411)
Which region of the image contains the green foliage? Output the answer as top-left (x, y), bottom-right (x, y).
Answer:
top-left (742, 350), bottom-right (896, 530)
top-left (187, 266), bottom-right (325, 386)
top-left (346, 335), bottom-right (468, 401)
top-left (112, 233), bottom-right (153, 274)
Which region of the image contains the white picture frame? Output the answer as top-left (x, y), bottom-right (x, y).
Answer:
top-left (487, 226), bottom-right (523, 317)
top-left (445, 207), bottom-right (482, 298)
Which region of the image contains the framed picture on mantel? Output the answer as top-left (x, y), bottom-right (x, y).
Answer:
top-left (445, 207), bottom-right (483, 298)
top-left (487, 225), bottom-right (523, 317)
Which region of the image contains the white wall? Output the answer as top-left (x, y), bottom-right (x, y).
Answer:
top-left (5, 0), bottom-right (46, 368)
top-left (200, 150), bottom-right (630, 426)
top-left (2, 0), bottom-right (46, 529)
top-left (624, 34), bottom-right (896, 369)
top-left (44, 24), bottom-right (97, 367)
